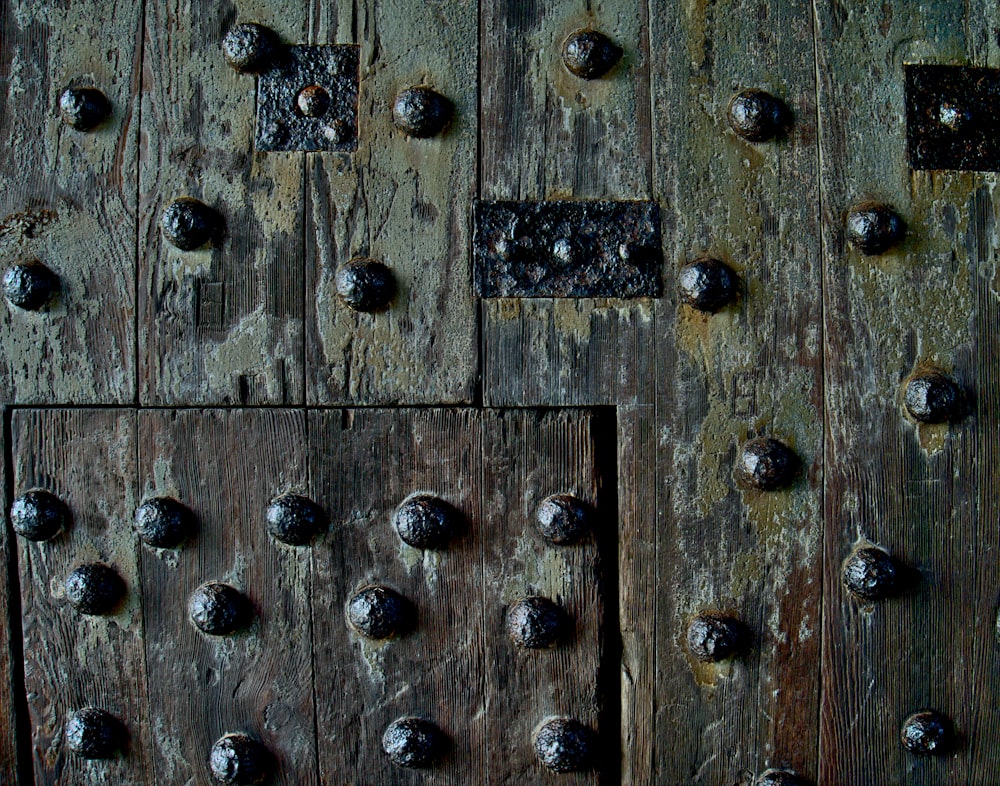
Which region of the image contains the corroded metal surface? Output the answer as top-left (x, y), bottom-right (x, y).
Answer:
top-left (473, 200), bottom-right (662, 298)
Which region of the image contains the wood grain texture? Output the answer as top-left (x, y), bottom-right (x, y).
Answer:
top-left (815, 2), bottom-right (1000, 782)
top-left (309, 409), bottom-right (486, 784)
top-left (138, 3), bottom-right (307, 405)
top-left (480, 409), bottom-right (604, 784)
top-left (138, 409), bottom-right (316, 785)
top-left (305, 0), bottom-right (477, 405)
top-left (0, 0), bottom-right (139, 403)
top-left (649, 0), bottom-right (824, 782)
top-left (0, 411), bottom-right (22, 786)
top-left (13, 409), bottom-right (151, 785)
top-left (480, 0), bottom-right (654, 408)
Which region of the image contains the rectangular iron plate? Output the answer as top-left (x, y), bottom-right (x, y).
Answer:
top-left (905, 64), bottom-right (1000, 171)
top-left (256, 45), bottom-right (359, 152)
top-left (473, 200), bottom-right (662, 298)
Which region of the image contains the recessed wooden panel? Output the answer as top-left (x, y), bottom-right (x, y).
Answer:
top-left (138, 409), bottom-right (316, 785)
top-left (0, 0), bottom-right (138, 403)
top-left (12, 409), bottom-right (151, 784)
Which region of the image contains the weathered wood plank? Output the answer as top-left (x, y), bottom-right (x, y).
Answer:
top-left (305, 0), bottom-right (477, 405)
top-left (139, 3), bottom-right (307, 404)
top-left (649, 0), bottom-right (824, 782)
top-left (815, 2), bottom-right (1000, 782)
top-left (13, 409), bottom-right (151, 784)
top-left (480, 0), bottom-right (654, 408)
top-left (0, 0), bottom-right (139, 403)
top-left (309, 408), bottom-right (486, 783)
top-left (480, 409), bottom-right (604, 784)
top-left (138, 409), bottom-right (316, 785)
top-left (0, 409), bottom-right (22, 786)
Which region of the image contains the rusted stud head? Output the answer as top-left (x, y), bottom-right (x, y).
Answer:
top-left (904, 372), bottom-right (965, 424)
top-left (66, 707), bottom-right (125, 759)
top-left (686, 611), bottom-right (749, 662)
top-left (533, 717), bottom-right (595, 773)
top-left (161, 197), bottom-right (222, 251)
top-left (65, 563), bottom-right (125, 616)
top-left (756, 770), bottom-right (810, 786)
top-left (845, 202), bottom-right (905, 255)
top-left (3, 260), bottom-right (58, 311)
top-left (134, 497), bottom-right (195, 549)
top-left (347, 585), bottom-right (411, 639)
top-left (382, 717), bottom-right (447, 768)
top-left (901, 710), bottom-right (953, 755)
top-left (561, 30), bottom-right (622, 80)
top-left (209, 733), bottom-right (272, 784)
top-left (59, 87), bottom-right (111, 131)
top-left (189, 582), bottom-right (253, 636)
top-left (393, 494), bottom-right (460, 550)
top-left (10, 489), bottom-right (69, 542)
top-left (335, 258), bottom-right (395, 312)
top-left (536, 494), bottom-right (592, 545)
top-left (265, 493), bottom-right (327, 546)
top-left (392, 87), bottom-right (453, 138)
top-left (842, 546), bottom-right (904, 602)
top-left (296, 84), bottom-right (331, 118)
top-left (727, 89), bottom-right (790, 142)
top-left (506, 596), bottom-right (569, 649)
top-left (735, 437), bottom-right (799, 491)
top-left (678, 258), bottom-right (739, 313)
top-left (938, 100), bottom-right (971, 132)
top-left (222, 23), bottom-right (278, 74)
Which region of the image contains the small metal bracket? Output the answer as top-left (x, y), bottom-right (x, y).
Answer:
top-left (905, 64), bottom-right (1000, 171)
top-left (256, 45), bottom-right (359, 152)
top-left (473, 200), bottom-right (662, 298)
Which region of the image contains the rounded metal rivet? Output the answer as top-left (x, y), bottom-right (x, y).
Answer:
top-left (3, 260), bottom-right (58, 311)
top-left (161, 197), bottom-right (222, 251)
top-left (904, 371), bottom-right (964, 424)
top-left (561, 29), bottom-right (622, 80)
top-left (533, 717), bottom-right (595, 773)
top-left (189, 582), bottom-right (253, 636)
top-left (265, 493), bottom-right (327, 546)
top-left (938, 100), bottom-right (971, 131)
top-left (845, 201), bottom-right (905, 255)
top-left (323, 118), bottom-right (351, 145)
top-left (686, 611), bottom-right (749, 662)
top-left (901, 709), bottom-right (953, 755)
top-left (756, 770), bottom-right (810, 786)
top-left (134, 497), bottom-right (195, 549)
top-left (66, 707), bottom-right (125, 759)
top-left (296, 84), bottom-right (330, 118)
top-left (551, 237), bottom-right (578, 266)
top-left (209, 733), bottom-right (272, 785)
top-left (382, 717), bottom-right (447, 769)
top-left (222, 23), bottom-right (278, 74)
top-left (842, 546), bottom-right (904, 602)
top-left (392, 86), bottom-right (453, 138)
top-left (678, 258), bottom-right (739, 313)
top-left (393, 494), bottom-right (460, 550)
top-left (347, 585), bottom-right (410, 639)
top-left (727, 89), bottom-right (789, 142)
top-left (59, 86), bottom-right (111, 131)
top-left (335, 257), bottom-right (395, 312)
top-left (735, 437), bottom-right (799, 491)
top-left (535, 494), bottom-right (591, 545)
top-left (65, 563), bottom-right (125, 616)
top-left (506, 596), bottom-right (568, 649)
top-left (10, 489), bottom-right (69, 542)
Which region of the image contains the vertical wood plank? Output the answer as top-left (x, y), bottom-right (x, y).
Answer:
top-left (139, 3), bottom-right (307, 405)
top-left (480, 409), bottom-right (604, 784)
top-left (649, 0), bottom-right (824, 782)
top-left (138, 409), bottom-right (315, 785)
top-left (0, 409), bottom-right (22, 786)
top-left (0, 0), bottom-right (139, 403)
top-left (12, 409), bottom-right (150, 784)
top-left (305, 0), bottom-right (477, 405)
top-left (309, 409), bottom-right (485, 784)
top-left (815, 2), bottom-right (1000, 782)
top-left (479, 0), bottom-right (654, 408)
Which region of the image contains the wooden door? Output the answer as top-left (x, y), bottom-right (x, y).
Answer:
top-left (1, 1), bottom-right (998, 784)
